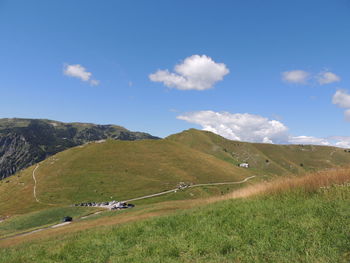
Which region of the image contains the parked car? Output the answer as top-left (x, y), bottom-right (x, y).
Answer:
top-left (62, 216), bottom-right (73, 222)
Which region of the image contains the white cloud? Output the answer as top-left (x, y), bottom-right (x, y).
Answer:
top-left (64, 64), bottom-right (91, 81)
top-left (332, 90), bottom-right (350, 108)
top-left (177, 110), bottom-right (350, 148)
top-left (335, 141), bottom-right (350, 148)
top-left (177, 111), bottom-right (289, 144)
top-left (288, 136), bottom-right (330, 146)
top-left (149, 55), bottom-right (229, 90)
top-left (282, 70), bottom-right (310, 84)
top-left (289, 135), bottom-right (350, 148)
top-left (329, 136), bottom-right (350, 148)
top-left (63, 64), bottom-right (99, 86)
top-left (317, 71), bottom-right (341, 85)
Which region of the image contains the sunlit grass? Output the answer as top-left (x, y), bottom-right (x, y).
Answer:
top-left (1, 169), bottom-right (349, 262)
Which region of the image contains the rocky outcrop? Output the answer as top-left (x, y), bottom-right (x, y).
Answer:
top-left (0, 134), bottom-right (33, 178)
top-left (0, 118), bottom-right (159, 180)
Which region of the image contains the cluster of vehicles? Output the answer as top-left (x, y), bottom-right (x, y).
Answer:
top-left (74, 201), bottom-right (135, 210)
top-left (65, 201), bottom-right (135, 222)
top-left (177, 182), bottom-right (190, 190)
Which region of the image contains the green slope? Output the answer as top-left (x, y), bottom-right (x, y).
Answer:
top-left (0, 139), bottom-right (252, 216)
top-left (167, 129), bottom-right (350, 175)
top-left (2, 128), bottom-right (350, 218)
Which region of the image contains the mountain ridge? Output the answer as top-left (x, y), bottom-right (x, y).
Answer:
top-left (0, 118), bottom-right (159, 180)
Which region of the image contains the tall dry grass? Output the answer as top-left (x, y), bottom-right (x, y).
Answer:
top-left (204, 168), bottom-right (350, 204)
top-left (264, 167), bottom-right (350, 195)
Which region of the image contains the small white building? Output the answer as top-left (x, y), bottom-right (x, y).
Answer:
top-left (239, 163), bottom-right (249, 168)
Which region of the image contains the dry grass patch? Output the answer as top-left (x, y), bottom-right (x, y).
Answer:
top-left (198, 167), bottom-right (350, 205)
top-left (263, 167), bottom-right (350, 195)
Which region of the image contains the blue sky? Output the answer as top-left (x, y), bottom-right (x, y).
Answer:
top-left (1, 0), bottom-right (350, 145)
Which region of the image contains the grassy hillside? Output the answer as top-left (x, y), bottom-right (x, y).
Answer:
top-left (2, 128), bottom-right (350, 218)
top-left (168, 129), bottom-right (350, 175)
top-left (1, 169), bottom-right (349, 262)
top-left (0, 138), bottom-right (252, 216)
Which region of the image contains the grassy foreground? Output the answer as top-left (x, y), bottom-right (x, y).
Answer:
top-left (1, 170), bottom-right (349, 262)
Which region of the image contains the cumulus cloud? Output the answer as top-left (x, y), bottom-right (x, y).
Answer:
top-left (332, 90), bottom-right (350, 108)
top-left (177, 111), bottom-right (289, 144)
top-left (149, 55), bottom-right (229, 90)
top-left (317, 71), bottom-right (341, 85)
top-left (63, 64), bottom-right (99, 86)
top-left (177, 110), bottom-right (350, 148)
top-left (282, 70), bottom-right (310, 84)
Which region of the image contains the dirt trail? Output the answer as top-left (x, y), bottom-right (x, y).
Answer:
top-left (0, 211), bottom-right (103, 241)
top-left (31, 165), bottom-right (57, 206)
top-left (3, 175), bottom-right (257, 240)
top-left (0, 221), bottom-right (72, 240)
top-left (330, 150), bottom-right (337, 157)
top-left (123, 175), bottom-right (256, 202)
top-left (32, 165), bottom-right (40, 203)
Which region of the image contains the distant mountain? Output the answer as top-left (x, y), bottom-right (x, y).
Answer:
top-left (0, 118), bottom-right (159, 179)
top-left (167, 129), bottom-right (350, 175)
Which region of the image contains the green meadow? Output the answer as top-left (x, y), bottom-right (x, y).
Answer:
top-left (1, 175), bottom-right (349, 263)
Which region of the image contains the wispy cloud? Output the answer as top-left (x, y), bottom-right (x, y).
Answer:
top-left (282, 69), bottom-right (341, 86)
top-left (288, 136), bottom-right (330, 146)
top-left (282, 70), bottom-right (310, 84)
top-left (317, 71), bottom-right (341, 85)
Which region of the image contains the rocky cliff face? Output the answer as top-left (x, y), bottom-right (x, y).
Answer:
top-left (0, 118), bottom-right (159, 180)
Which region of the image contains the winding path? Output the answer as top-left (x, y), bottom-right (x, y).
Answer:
top-left (123, 175), bottom-right (256, 203)
top-left (0, 222), bottom-right (72, 241)
top-left (32, 165), bottom-right (40, 203)
top-left (32, 164), bottom-right (56, 206)
top-left (1, 175), bottom-right (257, 241)
top-left (32, 163), bottom-right (256, 206)
top-left (330, 149), bottom-right (337, 157)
